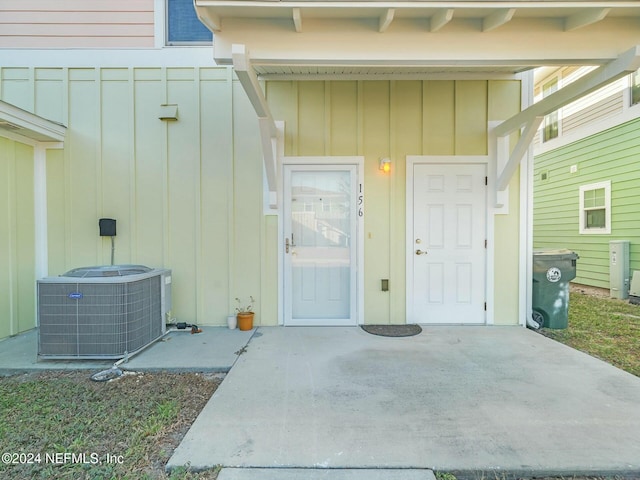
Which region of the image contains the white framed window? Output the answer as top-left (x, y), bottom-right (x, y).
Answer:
top-left (579, 180), bottom-right (611, 234)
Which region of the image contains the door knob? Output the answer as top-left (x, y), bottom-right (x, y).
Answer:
top-left (416, 249), bottom-right (427, 255)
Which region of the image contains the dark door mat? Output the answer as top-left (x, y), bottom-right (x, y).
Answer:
top-left (361, 324), bottom-right (422, 337)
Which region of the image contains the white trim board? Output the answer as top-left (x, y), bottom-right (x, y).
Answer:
top-left (0, 48), bottom-right (216, 68)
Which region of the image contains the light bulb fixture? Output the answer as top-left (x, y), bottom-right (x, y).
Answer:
top-left (379, 157), bottom-right (391, 173)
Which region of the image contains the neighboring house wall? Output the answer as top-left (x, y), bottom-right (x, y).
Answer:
top-left (266, 79), bottom-right (523, 325)
top-left (0, 0), bottom-right (155, 48)
top-left (533, 66), bottom-right (628, 151)
top-left (1, 65), bottom-right (266, 328)
top-left (0, 137), bottom-right (35, 338)
top-left (534, 117), bottom-right (640, 289)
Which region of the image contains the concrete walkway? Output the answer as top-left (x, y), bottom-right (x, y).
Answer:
top-left (0, 327), bottom-right (254, 375)
top-left (168, 326), bottom-right (640, 478)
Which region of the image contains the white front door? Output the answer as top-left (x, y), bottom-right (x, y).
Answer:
top-left (410, 163), bottom-right (486, 324)
top-left (283, 165), bottom-right (357, 326)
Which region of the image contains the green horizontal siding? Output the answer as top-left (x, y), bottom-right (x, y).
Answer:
top-left (534, 117), bottom-right (640, 289)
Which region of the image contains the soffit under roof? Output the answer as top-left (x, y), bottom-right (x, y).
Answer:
top-left (196, 1), bottom-right (640, 77)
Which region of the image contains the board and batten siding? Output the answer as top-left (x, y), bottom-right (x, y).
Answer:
top-left (534, 117), bottom-right (640, 289)
top-left (0, 72), bottom-right (522, 333)
top-left (0, 0), bottom-right (154, 48)
top-left (0, 65), bottom-right (268, 330)
top-left (0, 137), bottom-right (35, 338)
top-left (266, 79), bottom-right (523, 325)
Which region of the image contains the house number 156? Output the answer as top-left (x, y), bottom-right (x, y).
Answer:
top-left (358, 183), bottom-right (364, 217)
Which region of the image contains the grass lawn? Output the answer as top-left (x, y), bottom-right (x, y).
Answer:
top-left (0, 371), bottom-right (222, 479)
top-left (539, 286), bottom-right (640, 378)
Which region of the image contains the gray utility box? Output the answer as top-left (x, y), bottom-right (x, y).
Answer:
top-left (38, 265), bottom-right (172, 359)
top-left (630, 271), bottom-right (640, 305)
top-left (610, 240), bottom-right (630, 299)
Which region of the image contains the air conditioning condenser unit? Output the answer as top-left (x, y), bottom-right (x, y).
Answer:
top-left (37, 265), bottom-right (171, 359)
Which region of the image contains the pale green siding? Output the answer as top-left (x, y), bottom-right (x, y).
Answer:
top-left (1, 70), bottom-right (523, 333)
top-left (266, 79), bottom-right (522, 325)
top-left (2, 66), bottom-right (265, 328)
top-left (534, 117), bottom-right (640, 288)
top-left (0, 138), bottom-right (36, 338)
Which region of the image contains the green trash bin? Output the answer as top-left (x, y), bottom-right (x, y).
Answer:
top-left (532, 249), bottom-right (579, 329)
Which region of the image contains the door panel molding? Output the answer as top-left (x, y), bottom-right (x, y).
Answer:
top-left (406, 156), bottom-right (489, 325)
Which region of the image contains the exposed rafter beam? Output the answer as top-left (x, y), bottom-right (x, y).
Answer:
top-left (496, 116), bottom-right (543, 192)
top-left (379, 8), bottom-right (395, 33)
top-left (293, 8), bottom-right (302, 33)
top-left (494, 44), bottom-right (640, 137)
top-left (258, 117), bottom-right (278, 206)
top-left (429, 9), bottom-right (454, 33)
top-left (232, 44), bottom-right (276, 133)
top-left (195, 7), bottom-right (221, 32)
top-left (482, 8), bottom-right (516, 32)
top-left (232, 44), bottom-right (278, 198)
top-left (565, 8), bottom-right (611, 31)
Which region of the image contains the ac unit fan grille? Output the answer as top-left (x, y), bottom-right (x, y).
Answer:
top-left (38, 275), bottom-right (164, 359)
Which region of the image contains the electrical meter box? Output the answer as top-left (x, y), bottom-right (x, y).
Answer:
top-left (610, 240), bottom-right (630, 299)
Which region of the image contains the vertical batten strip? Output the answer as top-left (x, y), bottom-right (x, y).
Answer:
top-left (63, 68), bottom-right (72, 271)
top-left (226, 67), bottom-right (236, 316)
top-left (325, 81), bottom-right (331, 155)
top-left (128, 68), bottom-right (137, 262)
top-left (7, 144), bottom-right (17, 335)
top-left (160, 67), bottom-right (170, 268)
top-left (388, 80), bottom-right (397, 324)
top-left (357, 80), bottom-right (364, 156)
top-left (96, 68), bottom-right (104, 264)
top-left (194, 67), bottom-right (203, 323)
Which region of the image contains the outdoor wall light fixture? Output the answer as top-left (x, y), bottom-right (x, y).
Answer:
top-left (379, 157), bottom-right (391, 173)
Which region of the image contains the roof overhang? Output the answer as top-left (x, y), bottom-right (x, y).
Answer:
top-left (0, 101), bottom-right (66, 143)
top-left (196, 1), bottom-right (640, 78)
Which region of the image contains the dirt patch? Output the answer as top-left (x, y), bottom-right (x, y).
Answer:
top-left (570, 282), bottom-right (610, 298)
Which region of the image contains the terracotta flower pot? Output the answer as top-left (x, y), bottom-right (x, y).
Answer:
top-left (237, 312), bottom-right (254, 331)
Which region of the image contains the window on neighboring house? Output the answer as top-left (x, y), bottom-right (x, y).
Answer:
top-left (167, 0), bottom-right (213, 45)
top-left (631, 68), bottom-right (640, 106)
top-left (579, 180), bottom-right (611, 234)
top-left (542, 77), bottom-right (559, 142)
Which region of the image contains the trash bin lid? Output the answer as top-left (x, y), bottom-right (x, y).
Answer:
top-left (533, 249), bottom-right (579, 260)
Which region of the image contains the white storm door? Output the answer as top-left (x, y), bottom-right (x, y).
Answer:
top-left (411, 163), bottom-right (486, 324)
top-left (283, 165), bottom-right (357, 326)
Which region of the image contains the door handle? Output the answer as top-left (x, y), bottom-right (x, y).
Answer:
top-left (285, 235), bottom-right (296, 254)
top-left (415, 249), bottom-right (427, 255)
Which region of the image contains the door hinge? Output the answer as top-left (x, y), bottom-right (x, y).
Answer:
top-left (484, 302), bottom-right (487, 311)
top-left (484, 239), bottom-right (487, 248)
top-left (485, 176), bottom-right (488, 186)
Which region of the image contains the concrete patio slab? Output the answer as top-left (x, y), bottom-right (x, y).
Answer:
top-left (217, 468), bottom-right (436, 480)
top-left (0, 327), bottom-right (254, 375)
top-left (168, 326), bottom-right (640, 477)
